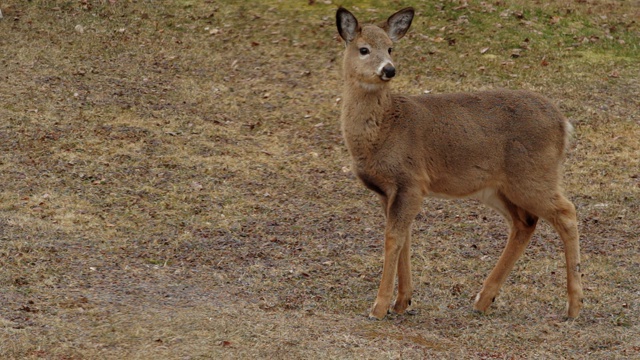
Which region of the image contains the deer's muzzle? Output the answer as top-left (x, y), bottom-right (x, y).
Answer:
top-left (381, 64), bottom-right (396, 80)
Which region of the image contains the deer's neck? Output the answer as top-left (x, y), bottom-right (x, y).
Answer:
top-left (340, 79), bottom-right (393, 158)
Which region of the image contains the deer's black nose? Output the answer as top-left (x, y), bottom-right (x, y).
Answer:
top-left (382, 65), bottom-right (395, 79)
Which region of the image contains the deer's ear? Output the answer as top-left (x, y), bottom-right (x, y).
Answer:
top-left (336, 7), bottom-right (359, 43)
top-left (385, 7), bottom-right (414, 42)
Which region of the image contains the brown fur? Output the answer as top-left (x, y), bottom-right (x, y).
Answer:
top-left (336, 7), bottom-right (584, 320)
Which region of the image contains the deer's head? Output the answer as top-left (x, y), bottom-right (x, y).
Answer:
top-left (337, 7), bottom-right (414, 88)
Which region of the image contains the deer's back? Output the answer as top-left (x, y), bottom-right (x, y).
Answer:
top-left (382, 89), bottom-right (569, 196)
top-left (390, 89), bottom-right (568, 156)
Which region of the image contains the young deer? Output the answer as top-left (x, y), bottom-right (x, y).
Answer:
top-left (336, 7), bottom-right (583, 320)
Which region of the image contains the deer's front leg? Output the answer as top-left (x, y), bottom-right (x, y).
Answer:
top-left (369, 188), bottom-right (422, 320)
top-left (369, 229), bottom-right (405, 319)
top-left (392, 234), bottom-right (413, 314)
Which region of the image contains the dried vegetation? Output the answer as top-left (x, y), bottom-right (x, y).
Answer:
top-left (0, 0), bottom-right (639, 358)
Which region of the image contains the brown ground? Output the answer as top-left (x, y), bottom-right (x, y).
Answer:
top-left (1, 0), bottom-right (639, 359)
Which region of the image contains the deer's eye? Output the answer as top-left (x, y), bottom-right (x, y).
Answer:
top-left (359, 47), bottom-right (370, 55)
top-left (388, 48), bottom-right (393, 54)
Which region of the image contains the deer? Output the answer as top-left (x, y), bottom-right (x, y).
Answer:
top-left (335, 7), bottom-right (584, 320)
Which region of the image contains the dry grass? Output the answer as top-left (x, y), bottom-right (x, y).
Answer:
top-left (0, 0), bottom-right (639, 358)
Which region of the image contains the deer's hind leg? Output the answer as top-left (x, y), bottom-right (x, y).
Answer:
top-left (540, 193), bottom-right (583, 318)
top-left (474, 190), bottom-right (538, 313)
top-left (484, 187), bottom-right (583, 318)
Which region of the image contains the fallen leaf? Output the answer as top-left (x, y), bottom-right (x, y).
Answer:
top-left (19, 305), bottom-right (39, 313)
top-left (540, 56), bottom-right (549, 66)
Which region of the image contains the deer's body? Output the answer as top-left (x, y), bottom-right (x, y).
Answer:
top-left (343, 89), bottom-right (569, 200)
top-left (337, 7), bottom-right (583, 320)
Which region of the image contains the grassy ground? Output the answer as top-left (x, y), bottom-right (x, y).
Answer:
top-left (1, 0), bottom-right (638, 358)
